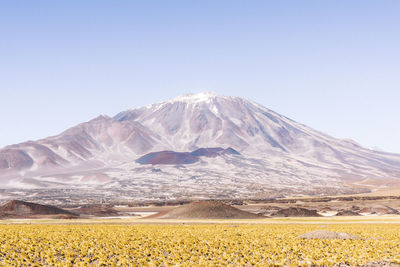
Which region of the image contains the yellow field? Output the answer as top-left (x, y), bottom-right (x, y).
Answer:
top-left (0, 223), bottom-right (399, 266)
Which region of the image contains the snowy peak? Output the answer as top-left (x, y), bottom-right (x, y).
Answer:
top-left (114, 92), bottom-right (308, 153)
top-left (169, 91), bottom-right (226, 104)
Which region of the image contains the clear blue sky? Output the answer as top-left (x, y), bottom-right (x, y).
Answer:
top-left (1, 1), bottom-right (400, 152)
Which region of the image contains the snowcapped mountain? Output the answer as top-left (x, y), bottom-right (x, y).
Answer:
top-left (1, 92), bottom-right (400, 201)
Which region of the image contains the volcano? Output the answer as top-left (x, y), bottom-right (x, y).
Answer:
top-left (1, 92), bottom-right (400, 202)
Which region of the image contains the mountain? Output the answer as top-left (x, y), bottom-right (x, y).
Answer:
top-left (146, 201), bottom-right (264, 219)
top-left (1, 92), bottom-right (400, 202)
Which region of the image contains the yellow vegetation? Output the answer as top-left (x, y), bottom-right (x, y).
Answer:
top-left (0, 224), bottom-right (399, 266)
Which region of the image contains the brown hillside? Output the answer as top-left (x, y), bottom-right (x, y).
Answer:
top-left (271, 207), bottom-right (321, 217)
top-left (0, 200), bottom-right (77, 218)
top-left (359, 206), bottom-right (399, 215)
top-left (146, 201), bottom-right (265, 219)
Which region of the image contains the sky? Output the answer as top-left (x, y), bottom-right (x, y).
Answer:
top-left (1, 1), bottom-right (400, 152)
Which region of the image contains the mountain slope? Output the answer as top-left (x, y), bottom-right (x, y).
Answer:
top-left (1, 92), bottom-right (400, 201)
top-left (0, 115), bottom-right (164, 183)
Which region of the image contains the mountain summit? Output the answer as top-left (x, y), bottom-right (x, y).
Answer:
top-left (114, 92), bottom-right (300, 153)
top-left (1, 92), bottom-right (400, 201)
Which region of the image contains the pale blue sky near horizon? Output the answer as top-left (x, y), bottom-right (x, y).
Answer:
top-left (1, 1), bottom-right (400, 152)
